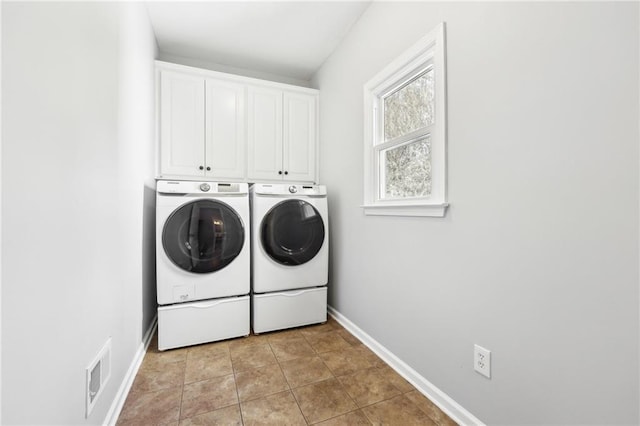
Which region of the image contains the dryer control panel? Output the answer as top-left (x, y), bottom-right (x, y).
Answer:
top-left (253, 183), bottom-right (326, 197)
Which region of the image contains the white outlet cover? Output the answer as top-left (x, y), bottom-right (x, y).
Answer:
top-left (474, 344), bottom-right (491, 379)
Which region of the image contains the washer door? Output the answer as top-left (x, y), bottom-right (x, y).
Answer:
top-left (163, 200), bottom-right (245, 273)
top-left (261, 200), bottom-right (325, 266)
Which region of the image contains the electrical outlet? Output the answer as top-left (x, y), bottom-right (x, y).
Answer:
top-left (474, 344), bottom-right (491, 378)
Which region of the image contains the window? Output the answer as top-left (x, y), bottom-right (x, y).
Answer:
top-left (363, 23), bottom-right (448, 217)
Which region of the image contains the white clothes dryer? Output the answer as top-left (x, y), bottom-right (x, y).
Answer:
top-left (156, 180), bottom-right (250, 350)
top-left (251, 183), bottom-right (328, 333)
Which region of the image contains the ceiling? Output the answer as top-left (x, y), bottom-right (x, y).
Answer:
top-left (145, 1), bottom-right (371, 82)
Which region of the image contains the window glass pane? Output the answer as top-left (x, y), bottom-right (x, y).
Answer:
top-left (380, 136), bottom-right (431, 199)
top-left (383, 69), bottom-right (434, 141)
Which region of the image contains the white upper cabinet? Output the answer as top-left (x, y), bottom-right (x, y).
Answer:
top-left (159, 69), bottom-right (246, 179)
top-left (205, 79), bottom-right (246, 179)
top-left (157, 61), bottom-right (318, 183)
top-left (159, 71), bottom-right (206, 177)
top-left (283, 92), bottom-right (317, 183)
top-left (247, 87), bottom-right (284, 181)
top-left (247, 87), bottom-right (317, 183)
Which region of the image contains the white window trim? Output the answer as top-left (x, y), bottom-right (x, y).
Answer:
top-left (362, 23), bottom-right (448, 217)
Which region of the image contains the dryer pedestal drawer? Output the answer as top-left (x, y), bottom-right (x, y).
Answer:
top-left (252, 287), bottom-right (327, 334)
top-left (158, 296), bottom-right (249, 350)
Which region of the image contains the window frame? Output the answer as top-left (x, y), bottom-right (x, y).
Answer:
top-left (363, 23), bottom-right (448, 217)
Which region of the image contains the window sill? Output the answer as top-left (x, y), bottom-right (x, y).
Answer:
top-left (362, 203), bottom-right (449, 217)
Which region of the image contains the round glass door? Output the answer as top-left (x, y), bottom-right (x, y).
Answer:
top-left (261, 200), bottom-right (325, 266)
top-left (163, 200), bottom-right (245, 273)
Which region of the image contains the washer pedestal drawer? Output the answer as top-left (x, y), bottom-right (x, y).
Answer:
top-left (252, 287), bottom-right (327, 334)
top-left (158, 296), bottom-right (249, 350)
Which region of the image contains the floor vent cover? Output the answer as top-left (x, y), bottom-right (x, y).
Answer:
top-left (85, 337), bottom-right (112, 418)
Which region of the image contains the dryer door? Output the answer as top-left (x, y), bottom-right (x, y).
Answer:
top-left (163, 200), bottom-right (245, 273)
top-left (261, 200), bottom-right (325, 266)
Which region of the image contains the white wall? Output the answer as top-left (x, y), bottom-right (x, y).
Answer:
top-left (313, 2), bottom-right (639, 424)
top-left (2, 2), bottom-right (157, 424)
top-left (158, 51), bottom-right (313, 88)
top-left (117, 2), bottom-right (159, 349)
top-left (0, 2), bottom-right (4, 422)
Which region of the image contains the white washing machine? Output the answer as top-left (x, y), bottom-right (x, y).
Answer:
top-left (156, 180), bottom-right (250, 350)
top-left (251, 183), bottom-right (328, 333)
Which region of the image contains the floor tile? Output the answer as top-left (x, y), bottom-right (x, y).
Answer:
top-left (184, 352), bottom-right (233, 384)
top-left (240, 390), bottom-right (306, 426)
top-left (299, 321), bottom-right (338, 337)
top-left (375, 364), bottom-right (414, 392)
top-left (318, 347), bottom-right (375, 377)
top-left (187, 340), bottom-right (230, 359)
top-left (117, 321), bottom-right (457, 426)
top-left (335, 328), bottom-right (361, 346)
top-left (230, 342), bottom-right (277, 372)
top-left (338, 367), bottom-right (401, 407)
top-left (405, 390), bottom-right (458, 426)
top-left (228, 333), bottom-right (269, 350)
top-left (305, 331), bottom-right (352, 353)
top-left (131, 360), bottom-right (185, 393)
top-left (142, 345), bottom-right (188, 370)
top-left (280, 355), bottom-right (334, 388)
top-left (235, 363), bottom-right (289, 402)
top-left (265, 328), bottom-right (304, 343)
top-left (118, 387), bottom-right (182, 425)
top-left (361, 394), bottom-right (435, 425)
top-left (270, 336), bottom-right (316, 362)
top-left (118, 417), bottom-right (179, 426)
top-left (300, 317), bottom-right (343, 336)
top-left (179, 404), bottom-right (243, 426)
top-left (315, 409), bottom-right (372, 425)
top-left (181, 374), bottom-right (238, 419)
top-left (352, 344), bottom-right (386, 367)
top-left (292, 378), bottom-right (357, 424)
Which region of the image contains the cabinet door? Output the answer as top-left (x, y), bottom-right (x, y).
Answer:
top-left (205, 80), bottom-right (246, 179)
top-left (247, 87), bottom-right (283, 181)
top-left (283, 92), bottom-right (317, 183)
top-left (159, 71), bottom-right (205, 177)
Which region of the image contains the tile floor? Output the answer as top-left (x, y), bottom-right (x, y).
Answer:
top-left (117, 317), bottom-right (457, 425)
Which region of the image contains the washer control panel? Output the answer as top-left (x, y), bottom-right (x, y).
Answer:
top-left (156, 180), bottom-right (248, 195)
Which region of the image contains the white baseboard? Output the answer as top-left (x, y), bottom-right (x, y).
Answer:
top-left (328, 306), bottom-right (484, 426)
top-left (103, 316), bottom-right (158, 426)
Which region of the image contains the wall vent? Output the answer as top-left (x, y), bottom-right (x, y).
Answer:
top-left (85, 337), bottom-right (112, 418)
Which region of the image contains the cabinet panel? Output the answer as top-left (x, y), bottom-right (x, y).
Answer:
top-left (247, 87), bottom-right (283, 181)
top-left (205, 80), bottom-right (246, 179)
top-left (160, 71), bottom-right (205, 177)
top-left (284, 93), bottom-right (317, 183)
top-left (157, 62), bottom-right (319, 183)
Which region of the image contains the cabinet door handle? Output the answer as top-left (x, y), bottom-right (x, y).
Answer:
top-left (199, 166), bottom-right (204, 170)
top-left (284, 171), bottom-right (288, 175)
top-left (278, 171), bottom-right (283, 175)
top-left (206, 166), bottom-right (211, 171)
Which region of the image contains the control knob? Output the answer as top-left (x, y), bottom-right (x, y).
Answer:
top-left (288, 185), bottom-right (297, 194)
top-left (200, 183), bottom-right (211, 192)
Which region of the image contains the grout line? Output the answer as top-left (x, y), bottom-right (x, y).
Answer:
top-left (177, 345), bottom-right (187, 422)
top-left (231, 359), bottom-right (245, 426)
top-left (231, 349), bottom-right (244, 410)
top-left (268, 356), bottom-right (310, 426)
